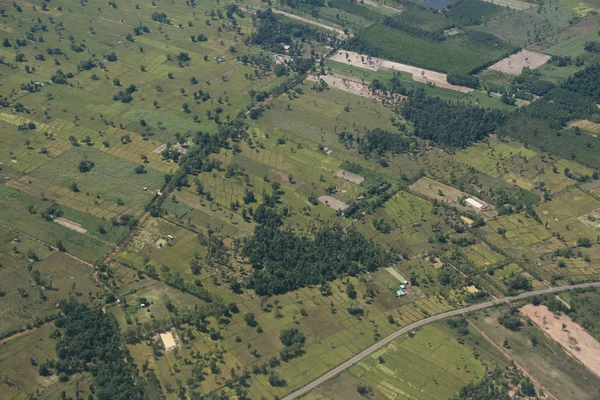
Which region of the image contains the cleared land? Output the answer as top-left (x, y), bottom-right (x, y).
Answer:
top-left (330, 51), bottom-right (473, 93)
top-left (318, 195), bottom-right (349, 210)
top-left (489, 50), bottom-right (551, 76)
top-left (521, 304), bottom-right (600, 377)
top-left (481, 0), bottom-right (533, 10)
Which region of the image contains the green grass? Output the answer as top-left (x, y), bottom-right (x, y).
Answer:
top-left (357, 24), bottom-right (516, 74)
top-left (0, 185), bottom-right (112, 263)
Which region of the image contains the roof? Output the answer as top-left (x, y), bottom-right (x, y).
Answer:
top-left (396, 289), bottom-right (405, 296)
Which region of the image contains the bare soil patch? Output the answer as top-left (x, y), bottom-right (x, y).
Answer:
top-left (336, 169), bottom-right (365, 184)
top-left (318, 195), bottom-right (348, 211)
top-left (330, 51), bottom-right (473, 93)
top-left (410, 177), bottom-right (496, 219)
top-left (489, 50), bottom-right (551, 76)
top-left (54, 217), bottom-right (88, 234)
top-left (520, 304), bottom-right (600, 378)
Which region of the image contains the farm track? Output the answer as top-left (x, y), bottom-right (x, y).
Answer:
top-left (283, 281), bottom-right (600, 400)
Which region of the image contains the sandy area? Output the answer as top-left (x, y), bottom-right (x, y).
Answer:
top-left (362, 0), bottom-right (401, 13)
top-left (336, 169), bottom-right (365, 184)
top-left (489, 50), bottom-right (551, 76)
top-left (481, 0), bottom-right (533, 11)
top-left (307, 75), bottom-right (375, 99)
top-left (329, 51), bottom-right (473, 93)
top-left (271, 9), bottom-right (351, 39)
top-left (520, 304), bottom-right (600, 378)
top-left (318, 195), bottom-right (349, 211)
top-left (55, 217), bottom-right (88, 234)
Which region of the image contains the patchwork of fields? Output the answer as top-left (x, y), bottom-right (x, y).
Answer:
top-left (1, 0), bottom-right (600, 399)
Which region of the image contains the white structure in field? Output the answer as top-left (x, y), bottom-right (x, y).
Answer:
top-left (465, 198), bottom-right (484, 210)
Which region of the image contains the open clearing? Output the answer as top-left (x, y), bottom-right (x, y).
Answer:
top-left (481, 0), bottom-right (533, 11)
top-left (489, 50), bottom-right (551, 76)
top-left (54, 218), bottom-right (88, 234)
top-left (272, 9), bottom-right (350, 39)
top-left (307, 75), bottom-right (375, 99)
top-left (335, 170), bottom-right (365, 184)
top-left (318, 195), bottom-right (349, 210)
top-left (521, 304), bottom-right (600, 377)
top-left (329, 51), bottom-right (473, 93)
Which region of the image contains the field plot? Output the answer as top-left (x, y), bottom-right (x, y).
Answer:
top-left (357, 24), bottom-right (516, 74)
top-left (488, 50), bottom-right (551, 76)
top-left (521, 304), bottom-right (600, 377)
top-left (330, 50), bottom-right (473, 93)
top-left (319, 195), bottom-right (349, 210)
top-left (22, 146), bottom-right (163, 219)
top-left (472, 306), bottom-right (600, 400)
top-left (481, 0), bottom-right (532, 10)
top-left (536, 187), bottom-right (600, 245)
top-left (409, 177), bottom-right (495, 217)
top-left (0, 323), bottom-right (92, 400)
top-left (308, 322), bottom-right (506, 400)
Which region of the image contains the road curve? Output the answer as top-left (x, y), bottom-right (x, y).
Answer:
top-left (283, 281), bottom-right (600, 400)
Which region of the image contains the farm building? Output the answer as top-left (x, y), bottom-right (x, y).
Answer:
top-left (396, 289), bottom-right (405, 297)
top-left (465, 198), bottom-right (484, 210)
top-left (160, 331), bottom-right (177, 351)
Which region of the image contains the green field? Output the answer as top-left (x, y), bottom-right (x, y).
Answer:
top-left (355, 24), bottom-right (516, 74)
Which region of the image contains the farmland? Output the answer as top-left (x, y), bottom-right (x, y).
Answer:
top-left (1, 0), bottom-right (600, 399)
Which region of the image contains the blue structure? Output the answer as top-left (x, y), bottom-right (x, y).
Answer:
top-left (396, 289), bottom-right (405, 297)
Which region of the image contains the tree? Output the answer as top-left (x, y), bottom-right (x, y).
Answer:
top-left (78, 160), bottom-right (95, 172)
top-left (244, 313), bottom-right (258, 327)
top-left (279, 328), bottom-right (305, 347)
top-left (357, 384), bottom-right (372, 396)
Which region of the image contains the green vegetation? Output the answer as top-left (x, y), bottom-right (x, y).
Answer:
top-left (2, 0), bottom-right (600, 398)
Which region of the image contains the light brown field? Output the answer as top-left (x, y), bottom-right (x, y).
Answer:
top-left (489, 50), bottom-right (551, 76)
top-left (520, 304), bottom-right (600, 378)
top-left (318, 195), bottom-right (348, 211)
top-left (54, 217), bottom-right (88, 234)
top-left (335, 169), bottom-right (365, 184)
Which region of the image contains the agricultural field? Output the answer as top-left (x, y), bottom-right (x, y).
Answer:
top-left (1, 0), bottom-right (600, 399)
top-left (471, 305), bottom-right (600, 400)
top-left (306, 320), bottom-right (508, 400)
top-left (352, 24), bottom-right (516, 74)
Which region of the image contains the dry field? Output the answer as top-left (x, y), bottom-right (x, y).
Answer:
top-left (318, 195), bottom-right (349, 210)
top-left (489, 50), bottom-right (551, 76)
top-left (329, 51), bottom-right (473, 93)
top-left (481, 0), bottom-right (533, 11)
top-left (520, 304), bottom-right (600, 378)
top-left (335, 169), bottom-right (365, 184)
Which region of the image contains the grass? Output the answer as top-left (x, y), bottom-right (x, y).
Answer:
top-left (471, 306), bottom-right (600, 400)
top-left (358, 24), bottom-right (516, 74)
top-left (309, 320), bottom-right (507, 400)
top-left (0, 324), bottom-right (93, 400)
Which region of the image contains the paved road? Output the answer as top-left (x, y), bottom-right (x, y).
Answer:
top-left (282, 281), bottom-right (600, 400)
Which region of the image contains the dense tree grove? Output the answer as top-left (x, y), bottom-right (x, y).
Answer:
top-left (561, 63), bottom-right (600, 102)
top-left (243, 224), bottom-right (390, 295)
top-left (53, 300), bottom-right (142, 400)
top-left (357, 128), bottom-right (416, 157)
top-left (251, 9), bottom-right (334, 55)
top-left (401, 89), bottom-right (506, 147)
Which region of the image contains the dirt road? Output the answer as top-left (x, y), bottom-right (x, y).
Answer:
top-left (283, 281), bottom-right (600, 400)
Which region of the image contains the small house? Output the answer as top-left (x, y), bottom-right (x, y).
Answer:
top-left (465, 198), bottom-right (484, 210)
top-left (396, 289), bottom-right (405, 297)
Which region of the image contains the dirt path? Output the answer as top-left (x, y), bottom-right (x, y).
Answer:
top-left (361, 0), bottom-right (401, 13)
top-left (0, 321), bottom-right (54, 345)
top-left (272, 9), bottom-right (351, 39)
top-left (466, 317), bottom-right (558, 400)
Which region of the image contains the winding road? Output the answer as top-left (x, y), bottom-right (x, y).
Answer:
top-left (283, 281), bottom-right (600, 400)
